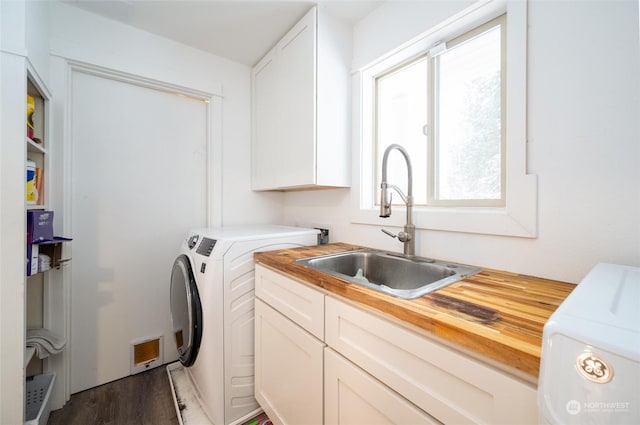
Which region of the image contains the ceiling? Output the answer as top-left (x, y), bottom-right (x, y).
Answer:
top-left (63, 0), bottom-right (383, 66)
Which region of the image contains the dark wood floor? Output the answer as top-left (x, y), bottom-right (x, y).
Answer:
top-left (47, 365), bottom-right (179, 425)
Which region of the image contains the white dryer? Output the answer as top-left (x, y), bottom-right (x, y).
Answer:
top-left (170, 225), bottom-right (319, 425)
top-left (538, 263), bottom-right (640, 424)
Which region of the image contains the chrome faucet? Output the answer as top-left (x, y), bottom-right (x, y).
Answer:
top-left (379, 144), bottom-right (415, 256)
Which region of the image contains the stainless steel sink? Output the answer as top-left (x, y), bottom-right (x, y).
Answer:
top-left (295, 249), bottom-right (481, 299)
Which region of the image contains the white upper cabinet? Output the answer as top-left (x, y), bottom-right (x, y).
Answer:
top-left (252, 7), bottom-right (351, 191)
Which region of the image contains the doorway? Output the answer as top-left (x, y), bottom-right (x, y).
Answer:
top-left (69, 69), bottom-right (213, 393)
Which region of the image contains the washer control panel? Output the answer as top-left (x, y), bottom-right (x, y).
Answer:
top-left (196, 237), bottom-right (217, 257)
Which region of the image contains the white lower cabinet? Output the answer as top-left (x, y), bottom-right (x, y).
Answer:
top-left (325, 348), bottom-right (440, 425)
top-left (325, 297), bottom-right (539, 425)
top-left (254, 298), bottom-right (324, 425)
top-left (254, 265), bottom-right (539, 425)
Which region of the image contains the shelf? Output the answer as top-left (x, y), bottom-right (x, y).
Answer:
top-left (26, 137), bottom-right (47, 154)
top-left (26, 137), bottom-right (45, 207)
top-left (25, 346), bottom-right (36, 368)
top-left (26, 74), bottom-right (47, 151)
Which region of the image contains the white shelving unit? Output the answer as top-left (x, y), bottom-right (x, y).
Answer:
top-left (1, 2), bottom-right (60, 423)
top-left (24, 64), bottom-right (58, 425)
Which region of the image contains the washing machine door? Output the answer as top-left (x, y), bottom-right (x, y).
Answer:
top-left (170, 254), bottom-right (202, 367)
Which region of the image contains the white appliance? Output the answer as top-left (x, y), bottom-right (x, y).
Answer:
top-left (538, 263), bottom-right (640, 425)
top-left (169, 225), bottom-right (319, 425)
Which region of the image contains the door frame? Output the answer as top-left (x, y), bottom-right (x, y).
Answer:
top-left (62, 59), bottom-right (223, 228)
top-left (48, 56), bottom-right (222, 406)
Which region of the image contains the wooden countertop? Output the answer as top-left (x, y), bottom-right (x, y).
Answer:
top-left (255, 243), bottom-right (576, 379)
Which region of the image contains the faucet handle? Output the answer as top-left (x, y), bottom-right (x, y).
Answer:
top-left (381, 228), bottom-right (397, 239)
top-left (382, 228), bottom-right (411, 243)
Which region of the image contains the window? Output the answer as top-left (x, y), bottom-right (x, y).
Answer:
top-left (376, 56), bottom-right (429, 205)
top-left (375, 16), bottom-right (505, 208)
top-left (353, 0), bottom-right (537, 238)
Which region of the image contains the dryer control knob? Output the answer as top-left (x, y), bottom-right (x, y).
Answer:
top-left (188, 235), bottom-right (199, 250)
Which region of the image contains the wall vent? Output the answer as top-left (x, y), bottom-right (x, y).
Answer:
top-left (130, 336), bottom-right (163, 375)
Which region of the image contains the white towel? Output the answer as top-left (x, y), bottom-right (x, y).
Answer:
top-left (26, 328), bottom-right (66, 359)
top-left (38, 254), bottom-right (51, 272)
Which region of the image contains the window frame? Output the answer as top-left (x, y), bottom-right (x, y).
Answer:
top-left (351, 0), bottom-right (538, 238)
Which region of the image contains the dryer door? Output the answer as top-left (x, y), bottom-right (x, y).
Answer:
top-left (170, 254), bottom-right (202, 367)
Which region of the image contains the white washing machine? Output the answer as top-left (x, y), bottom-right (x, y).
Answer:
top-left (169, 225), bottom-right (319, 425)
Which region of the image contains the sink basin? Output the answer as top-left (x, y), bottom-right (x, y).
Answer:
top-left (295, 249), bottom-right (481, 299)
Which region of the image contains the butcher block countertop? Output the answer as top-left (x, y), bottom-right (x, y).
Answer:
top-left (255, 243), bottom-right (576, 379)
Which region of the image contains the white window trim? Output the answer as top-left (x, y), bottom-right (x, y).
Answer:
top-left (351, 0), bottom-right (537, 238)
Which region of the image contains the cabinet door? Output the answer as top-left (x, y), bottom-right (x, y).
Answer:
top-left (325, 296), bottom-right (539, 425)
top-left (252, 49), bottom-right (281, 190)
top-left (255, 299), bottom-right (324, 425)
top-left (251, 8), bottom-right (316, 190)
top-left (325, 348), bottom-right (440, 425)
top-left (275, 8), bottom-right (316, 187)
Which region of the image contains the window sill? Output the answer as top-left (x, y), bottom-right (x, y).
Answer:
top-left (351, 173), bottom-right (537, 238)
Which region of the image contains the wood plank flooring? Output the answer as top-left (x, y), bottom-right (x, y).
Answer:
top-left (47, 365), bottom-right (179, 425)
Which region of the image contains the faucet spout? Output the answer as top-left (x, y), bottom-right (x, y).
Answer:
top-left (379, 144), bottom-right (415, 256)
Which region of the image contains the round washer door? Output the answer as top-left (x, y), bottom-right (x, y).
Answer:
top-left (170, 254), bottom-right (202, 367)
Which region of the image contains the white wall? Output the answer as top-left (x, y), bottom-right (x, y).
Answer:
top-left (0, 0), bottom-right (28, 421)
top-left (48, 0), bottom-right (283, 227)
top-left (46, 0), bottom-right (284, 401)
top-left (283, 0), bottom-right (640, 284)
